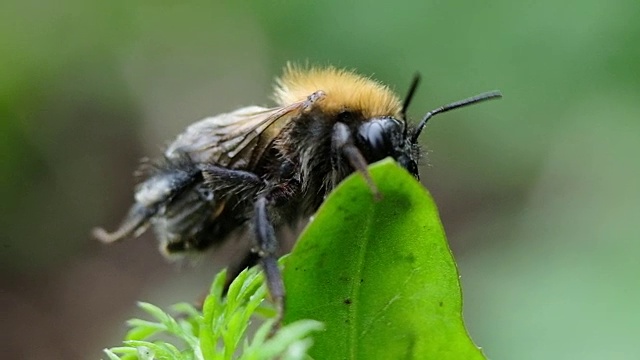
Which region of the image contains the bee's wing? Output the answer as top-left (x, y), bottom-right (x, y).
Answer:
top-left (165, 103), bottom-right (305, 169)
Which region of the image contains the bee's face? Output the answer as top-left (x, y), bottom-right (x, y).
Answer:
top-left (356, 117), bottom-right (420, 179)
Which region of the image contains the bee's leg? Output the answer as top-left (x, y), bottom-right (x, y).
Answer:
top-left (93, 155), bottom-right (203, 243)
top-left (203, 166), bottom-right (287, 333)
top-left (332, 122), bottom-right (380, 199)
top-left (201, 165), bottom-right (265, 188)
top-left (92, 202), bottom-right (156, 243)
top-left (253, 196), bottom-right (285, 330)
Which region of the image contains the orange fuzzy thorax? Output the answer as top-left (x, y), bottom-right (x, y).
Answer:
top-left (273, 64), bottom-right (403, 119)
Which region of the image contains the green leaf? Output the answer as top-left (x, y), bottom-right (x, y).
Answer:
top-left (283, 158), bottom-right (484, 359)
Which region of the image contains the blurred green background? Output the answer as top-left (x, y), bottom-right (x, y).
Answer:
top-left (2, 0), bottom-right (639, 358)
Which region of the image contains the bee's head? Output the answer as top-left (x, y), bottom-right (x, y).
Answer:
top-left (356, 117), bottom-right (420, 179)
top-left (354, 73), bottom-right (502, 181)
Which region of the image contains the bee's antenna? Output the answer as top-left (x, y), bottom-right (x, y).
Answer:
top-left (401, 73), bottom-right (421, 117)
top-left (410, 90), bottom-right (502, 144)
top-left (401, 73), bottom-right (421, 139)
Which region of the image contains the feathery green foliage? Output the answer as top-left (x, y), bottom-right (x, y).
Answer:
top-left (104, 267), bottom-right (322, 360)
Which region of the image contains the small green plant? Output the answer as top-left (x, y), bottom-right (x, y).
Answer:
top-left (104, 267), bottom-right (322, 360)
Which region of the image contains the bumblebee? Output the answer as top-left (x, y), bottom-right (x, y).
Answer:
top-left (93, 64), bottom-right (501, 317)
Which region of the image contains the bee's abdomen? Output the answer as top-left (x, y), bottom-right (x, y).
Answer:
top-left (151, 182), bottom-right (233, 254)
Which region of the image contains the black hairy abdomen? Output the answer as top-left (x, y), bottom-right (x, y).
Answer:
top-left (136, 156), bottom-right (253, 255)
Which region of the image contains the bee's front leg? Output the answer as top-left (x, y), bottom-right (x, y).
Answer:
top-left (332, 122), bottom-right (380, 199)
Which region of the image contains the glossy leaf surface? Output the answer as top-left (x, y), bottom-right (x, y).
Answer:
top-left (284, 159), bottom-right (484, 359)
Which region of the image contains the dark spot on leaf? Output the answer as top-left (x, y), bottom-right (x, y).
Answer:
top-left (387, 192), bottom-right (411, 211)
top-left (404, 253), bottom-right (416, 263)
top-left (439, 301), bottom-right (443, 307)
top-left (360, 278), bottom-right (364, 283)
top-left (344, 298), bottom-right (352, 305)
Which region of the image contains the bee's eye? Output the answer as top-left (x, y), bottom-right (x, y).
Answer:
top-left (359, 122), bottom-right (386, 151)
top-left (357, 118), bottom-right (402, 161)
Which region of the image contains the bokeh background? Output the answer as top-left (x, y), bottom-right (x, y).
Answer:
top-left (2, 0), bottom-right (639, 359)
